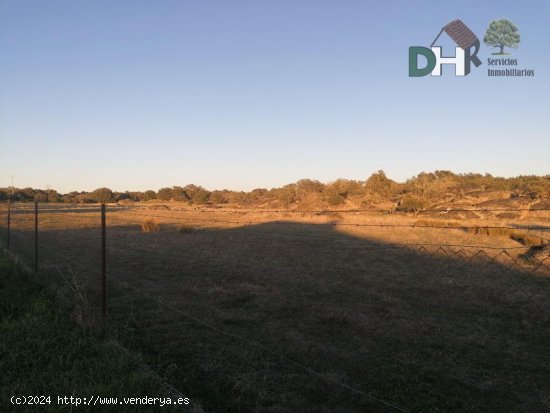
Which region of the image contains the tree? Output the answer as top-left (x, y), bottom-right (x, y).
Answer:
top-left (209, 190), bottom-right (228, 204)
top-left (91, 187), bottom-right (113, 203)
top-left (273, 184), bottom-right (297, 205)
top-left (296, 179), bottom-right (324, 194)
top-left (364, 170), bottom-right (399, 199)
top-left (157, 187), bottom-right (173, 201)
top-left (47, 190), bottom-right (61, 203)
top-left (484, 19), bottom-right (520, 55)
top-left (34, 192), bottom-right (48, 203)
top-left (172, 186), bottom-right (190, 202)
top-left (143, 190), bottom-right (157, 201)
top-left (191, 188), bottom-right (210, 204)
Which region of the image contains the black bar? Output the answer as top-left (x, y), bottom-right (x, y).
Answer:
top-left (101, 204), bottom-right (106, 325)
top-left (7, 200), bottom-right (10, 249)
top-left (34, 201), bottom-right (38, 273)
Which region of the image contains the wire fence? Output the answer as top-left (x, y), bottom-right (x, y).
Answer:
top-left (1, 201), bottom-right (550, 412)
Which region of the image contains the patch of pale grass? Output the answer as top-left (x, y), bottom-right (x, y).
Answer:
top-left (141, 218), bottom-right (160, 233)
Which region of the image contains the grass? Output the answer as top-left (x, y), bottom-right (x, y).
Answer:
top-left (3, 203), bottom-right (550, 412)
top-left (177, 224), bottom-right (194, 234)
top-left (414, 219), bottom-right (547, 247)
top-left (141, 218), bottom-right (161, 233)
top-left (0, 253), bottom-right (191, 412)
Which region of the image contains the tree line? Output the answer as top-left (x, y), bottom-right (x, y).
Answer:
top-left (1, 171), bottom-right (549, 211)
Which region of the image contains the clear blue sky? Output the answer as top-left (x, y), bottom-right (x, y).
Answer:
top-left (1, 0), bottom-right (548, 193)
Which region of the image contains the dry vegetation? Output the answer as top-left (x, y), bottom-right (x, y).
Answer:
top-left (141, 218), bottom-right (161, 233)
top-left (1, 180), bottom-right (550, 412)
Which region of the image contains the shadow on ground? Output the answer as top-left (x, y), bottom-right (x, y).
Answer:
top-left (3, 220), bottom-right (550, 413)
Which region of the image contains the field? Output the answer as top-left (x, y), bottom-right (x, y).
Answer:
top-left (0, 252), bottom-right (202, 412)
top-left (2, 201), bottom-right (550, 412)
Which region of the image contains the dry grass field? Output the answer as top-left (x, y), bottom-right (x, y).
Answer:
top-left (2, 202), bottom-right (550, 412)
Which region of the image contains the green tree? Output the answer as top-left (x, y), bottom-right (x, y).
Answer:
top-left (484, 19), bottom-right (520, 55)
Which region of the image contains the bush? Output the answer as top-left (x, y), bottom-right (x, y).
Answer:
top-left (273, 185), bottom-right (297, 205)
top-left (141, 219), bottom-right (160, 233)
top-left (177, 224), bottom-right (194, 234)
top-left (209, 191), bottom-right (228, 204)
top-left (325, 188), bottom-right (346, 206)
top-left (143, 190), bottom-right (157, 201)
top-left (396, 195), bottom-right (428, 212)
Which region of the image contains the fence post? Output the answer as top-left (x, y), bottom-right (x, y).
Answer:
top-left (101, 204), bottom-right (106, 325)
top-left (6, 199), bottom-right (10, 250)
top-left (34, 201), bottom-right (38, 273)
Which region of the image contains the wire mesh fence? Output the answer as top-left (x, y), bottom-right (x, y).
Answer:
top-left (1, 201), bottom-right (550, 412)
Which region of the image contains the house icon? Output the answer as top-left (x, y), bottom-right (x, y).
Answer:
top-left (430, 19), bottom-right (482, 75)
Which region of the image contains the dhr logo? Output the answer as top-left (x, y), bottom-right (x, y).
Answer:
top-left (409, 19), bottom-right (482, 77)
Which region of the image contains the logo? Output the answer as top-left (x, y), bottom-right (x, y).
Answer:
top-left (484, 18), bottom-right (520, 55)
top-left (409, 18), bottom-right (534, 78)
top-left (409, 19), bottom-right (482, 77)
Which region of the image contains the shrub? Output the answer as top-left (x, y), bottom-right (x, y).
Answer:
top-left (325, 188), bottom-right (346, 206)
top-left (396, 195), bottom-right (428, 212)
top-left (273, 185), bottom-right (297, 205)
top-left (209, 191), bottom-right (228, 204)
top-left (141, 219), bottom-right (160, 233)
top-left (177, 224), bottom-right (194, 234)
top-left (143, 190), bottom-right (157, 201)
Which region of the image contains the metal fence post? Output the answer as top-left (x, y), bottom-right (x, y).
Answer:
top-left (6, 199), bottom-right (10, 250)
top-left (101, 204), bottom-right (107, 325)
top-left (34, 201), bottom-right (38, 273)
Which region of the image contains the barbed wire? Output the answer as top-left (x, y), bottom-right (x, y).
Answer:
top-left (33, 241), bottom-right (409, 412)
top-left (109, 210), bottom-right (550, 232)
top-left (2, 202), bottom-right (550, 412)
top-left (104, 270), bottom-right (410, 412)
top-left (3, 201), bottom-right (550, 214)
top-left (135, 206), bottom-right (550, 213)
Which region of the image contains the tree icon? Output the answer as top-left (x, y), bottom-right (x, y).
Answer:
top-left (483, 19), bottom-right (520, 55)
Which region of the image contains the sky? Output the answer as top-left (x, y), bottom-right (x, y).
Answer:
top-left (0, 0), bottom-right (548, 193)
